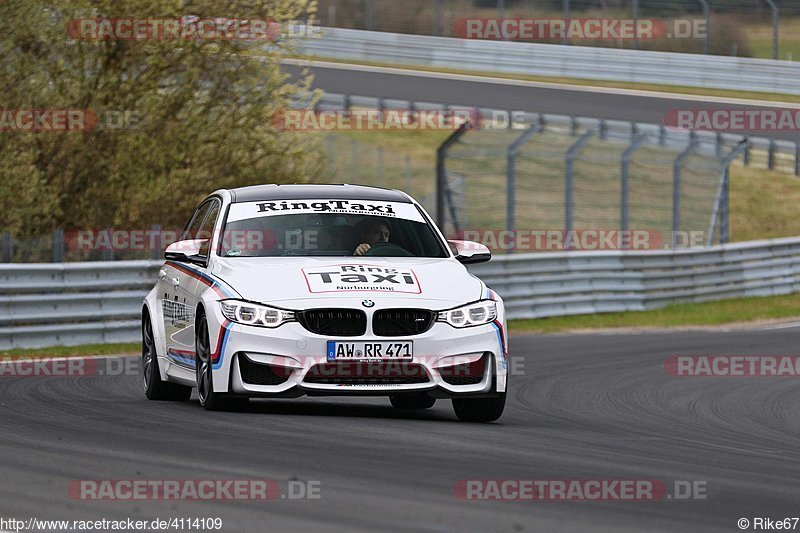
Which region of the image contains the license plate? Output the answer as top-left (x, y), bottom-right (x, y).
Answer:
top-left (327, 341), bottom-right (413, 361)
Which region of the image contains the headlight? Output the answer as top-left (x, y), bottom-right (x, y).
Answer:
top-left (437, 300), bottom-right (497, 328)
top-left (220, 300), bottom-right (295, 328)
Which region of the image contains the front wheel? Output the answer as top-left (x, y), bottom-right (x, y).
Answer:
top-left (142, 312), bottom-right (191, 401)
top-left (452, 392), bottom-right (506, 422)
top-left (195, 311), bottom-right (248, 411)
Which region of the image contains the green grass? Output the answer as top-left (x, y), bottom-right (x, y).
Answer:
top-left (509, 292), bottom-right (800, 334)
top-left (0, 342), bottom-right (139, 359)
top-left (746, 19), bottom-right (800, 61)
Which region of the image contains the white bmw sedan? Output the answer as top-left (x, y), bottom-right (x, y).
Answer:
top-left (142, 184), bottom-right (507, 422)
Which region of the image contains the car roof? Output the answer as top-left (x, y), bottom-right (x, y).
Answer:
top-left (228, 184), bottom-right (412, 204)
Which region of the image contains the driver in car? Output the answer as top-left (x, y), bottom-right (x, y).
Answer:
top-left (353, 219), bottom-right (391, 256)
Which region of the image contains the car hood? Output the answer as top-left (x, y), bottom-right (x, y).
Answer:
top-left (210, 256), bottom-right (483, 305)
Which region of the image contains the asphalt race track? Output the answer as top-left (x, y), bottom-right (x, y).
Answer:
top-left (2, 327), bottom-right (800, 532)
top-left (284, 61), bottom-right (800, 143)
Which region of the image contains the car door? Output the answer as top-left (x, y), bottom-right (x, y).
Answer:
top-left (159, 202), bottom-right (210, 367)
top-left (183, 198), bottom-right (222, 344)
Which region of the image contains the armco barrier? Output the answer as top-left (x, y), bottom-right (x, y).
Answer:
top-left (0, 261), bottom-right (161, 349)
top-left (468, 236), bottom-right (800, 318)
top-left (296, 27), bottom-right (800, 96)
top-left (3, 237), bottom-right (800, 348)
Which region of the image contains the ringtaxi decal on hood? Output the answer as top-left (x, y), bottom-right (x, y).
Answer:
top-left (226, 199), bottom-right (425, 223)
top-left (302, 264), bottom-right (422, 294)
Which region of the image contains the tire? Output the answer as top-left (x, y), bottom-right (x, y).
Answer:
top-left (195, 310), bottom-right (249, 412)
top-left (452, 392), bottom-right (506, 422)
top-left (142, 311), bottom-right (192, 401)
top-left (390, 394), bottom-right (436, 409)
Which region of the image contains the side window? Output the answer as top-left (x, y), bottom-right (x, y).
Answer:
top-left (197, 201), bottom-right (221, 257)
top-left (182, 202), bottom-right (212, 241)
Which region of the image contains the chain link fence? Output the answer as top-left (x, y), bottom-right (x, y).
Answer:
top-left (438, 114), bottom-right (742, 251)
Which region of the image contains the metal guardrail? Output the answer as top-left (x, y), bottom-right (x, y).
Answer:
top-left (468, 236), bottom-right (800, 319)
top-left (4, 237), bottom-right (800, 348)
top-left (297, 27), bottom-right (800, 96)
top-left (0, 261), bottom-right (161, 349)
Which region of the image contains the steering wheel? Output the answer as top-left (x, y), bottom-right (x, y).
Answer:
top-left (363, 242), bottom-right (413, 257)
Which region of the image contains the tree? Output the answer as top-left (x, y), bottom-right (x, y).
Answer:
top-left (0, 0), bottom-right (322, 234)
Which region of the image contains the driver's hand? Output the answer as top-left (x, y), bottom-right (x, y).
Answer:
top-left (354, 243), bottom-right (371, 256)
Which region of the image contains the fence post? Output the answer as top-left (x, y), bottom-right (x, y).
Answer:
top-left (498, 0), bottom-right (505, 18)
top-left (377, 146), bottom-right (385, 187)
top-left (364, 0), bottom-right (373, 30)
top-left (506, 124), bottom-right (543, 252)
top-left (715, 132), bottom-right (723, 159)
top-left (795, 143), bottom-right (800, 177)
top-left (621, 135), bottom-right (649, 249)
top-left (404, 155), bottom-right (412, 194)
top-left (768, 139), bottom-right (777, 170)
top-left (599, 119), bottom-right (608, 140)
top-left (570, 116), bottom-right (578, 136)
top-left (659, 124), bottom-right (667, 146)
top-left (326, 133), bottom-right (335, 175)
top-left (708, 142), bottom-right (746, 246)
top-left (52, 228), bottom-right (64, 263)
top-left (698, 0), bottom-right (709, 54)
top-left (766, 0), bottom-right (779, 60)
top-left (436, 123), bottom-right (470, 230)
top-left (632, 0), bottom-right (639, 50)
top-left (743, 138), bottom-right (751, 166)
top-left (565, 131), bottom-right (594, 248)
top-left (673, 140), bottom-right (698, 247)
top-left (351, 139), bottom-right (358, 180)
top-left (1, 233), bottom-right (11, 263)
top-left (562, 0), bottom-right (570, 45)
top-left (434, 0), bottom-right (442, 36)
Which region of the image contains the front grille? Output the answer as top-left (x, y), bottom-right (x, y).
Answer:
top-left (372, 309), bottom-right (435, 336)
top-left (238, 355), bottom-right (293, 386)
top-left (438, 353), bottom-right (487, 386)
top-left (297, 309), bottom-right (366, 336)
top-left (303, 362), bottom-right (431, 385)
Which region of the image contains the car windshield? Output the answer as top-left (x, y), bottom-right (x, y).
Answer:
top-left (219, 198), bottom-right (448, 258)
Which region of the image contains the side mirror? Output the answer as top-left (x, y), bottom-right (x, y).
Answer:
top-left (448, 240), bottom-right (491, 264)
top-left (164, 239), bottom-right (208, 266)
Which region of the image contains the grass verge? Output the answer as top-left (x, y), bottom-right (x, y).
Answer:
top-left (509, 293), bottom-right (800, 334)
top-left (0, 342), bottom-right (139, 359)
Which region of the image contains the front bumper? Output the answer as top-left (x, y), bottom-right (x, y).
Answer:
top-left (208, 307), bottom-right (507, 397)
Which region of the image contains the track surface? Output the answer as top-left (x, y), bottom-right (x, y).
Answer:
top-left (284, 62), bottom-right (800, 142)
top-left (2, 327), bottom-right (800, 532)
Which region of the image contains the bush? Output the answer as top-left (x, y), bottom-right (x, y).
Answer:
top-left (0, 0), bottom-right (324, 235)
